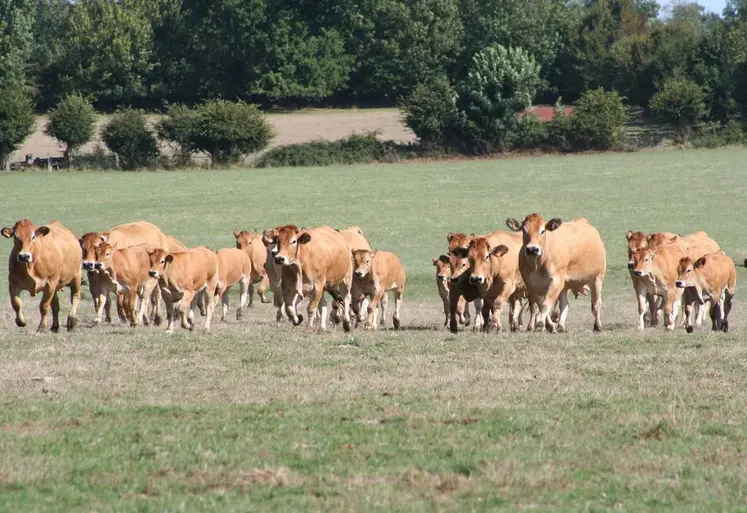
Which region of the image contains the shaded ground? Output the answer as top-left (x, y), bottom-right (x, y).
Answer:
top-left (11, 109), bottom-right (416, 163)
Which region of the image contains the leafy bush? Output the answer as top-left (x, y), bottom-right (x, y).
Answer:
top-left (545, 100), bottom-right (574, 151)
top-left (189, 100), bottom-right (274, 166)
top-left (690, 121), bottom-right (745, 149)
top-left (400, 76), bottom-right (460, 147)
top-left (650, 77), bottom-right (708, 132)
top-left (101, 109), bottom-right (159, 170)
top-left (507, 114), bottom-right (548, 150)
top-left (570, 88), bottom-right (628, 150)
top-left (256, 132), bottom-right (428, 168)
top-left (44, 94), bottom-right (96, 162)
top-left (156, 103), bottom-right (199, 167)
top-left (456, 44), bottom-right (541, 153)
top-left (72, 144), bottom-right (118, 170)
top-left (0, 85), bottom-right (36, 171)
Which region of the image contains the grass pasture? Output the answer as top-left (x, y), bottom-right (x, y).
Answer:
top-left (2, 148), bottom-right (747, 511)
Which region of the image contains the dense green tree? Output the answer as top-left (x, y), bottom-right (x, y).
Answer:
top-left (44, 94), bottom-right (97, 162)
top-left (650, 76), bottom-right (708, 131)
top-left (0, 0), bottom-right (36, 88)
top-left (0, 84), bottom-right (36, 170)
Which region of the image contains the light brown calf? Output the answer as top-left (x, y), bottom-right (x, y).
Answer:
top-left (272, 224), bottom-right (353, 331)
top-left (351, 249), bottom-right (406, 330)
top-left (630, 244), bottom-right (687, 330)
top-left (337, 226), bottom-right (372, 323)
top-left (2, 219), bottom-right (82, 332)
top-left (215, 248), bottom-right (252, 322)
top-left (233, 229), bottom-right (271, 306)
top-left (676, 252), bottom-right (736, 333)
top-left (93, 242), bottom-right (159, 327)
top-left (148, 247), bottom-right (219, 332)
top-left (506, 214), bottom-right (606, 333)
top-left (432, 255), bottom-right (467, 327)
top-left (464, 234), bottom-right (525, 332)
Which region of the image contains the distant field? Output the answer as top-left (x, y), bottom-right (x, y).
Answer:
top-left (1, 148), bottom-right (747, 511)
top-left (12, 108), bottom-right (415, 163)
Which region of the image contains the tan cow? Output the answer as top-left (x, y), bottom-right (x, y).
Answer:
top-left (101, 221), bottom-right (171, 249)
top-left (625, 230), bottom-right (677, 327)
top-left (148, 247), bottom-right (219, 332)
top-left (3, 219), bottom-right (82, 332)
top-left (464, 234), bottom-right (526, 332)
top-left (432, 255), bottom-right (468, 327)
top-left (447, 232), bottom-right (489, 330)
top-left (676, 252), bottom-right (736, 333)
top-left (351, 249), bottom-right (406, 329)
top-left (262, 228), bottom-right (292, 322)
top-left (80, 231), bottom-right (123, 324)
top-left (214, 248), bottom-right (252, 322)
top-left (92, 242), bottom-right (159, 326)
top-left (272, 224), bottom-right (353, 331)
top-left (233, 229), bottom-right (271, 306)
top-left (336, 226), bottom-right (372, 323)
top-left (506, 214), bottom-right (606, 333)
top-left (629, 244), bottom-right (687, 330)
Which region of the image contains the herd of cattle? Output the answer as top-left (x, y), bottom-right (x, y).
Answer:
top-left (1, 215), bottom-right (737, 335)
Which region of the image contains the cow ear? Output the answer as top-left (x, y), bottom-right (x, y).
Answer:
top-left (1, 227), bottom-right (12, 238)
top-left (165, 254), bottom-right (174, 264)
top-left (492, 245), bottom-right (509, 257)
top-left (100, 233), bottom-right (109, 243)
top-left (447, 232), bottom-right (455, 243)
top-left (439, 254), bottom-right (449, 264)
top-left (452, 247), bottom-right (468, 258)
top-left (432, 257), bottom-right (438, 266)
top-left (370, 250), bottom-right (377, 258)
top-left (645, 233), bottom-right (654, 242)
top-left (546, 218), bottom-right (562, 231)
top-left (79, 238), bottom-right (84, 248)
top-left (35, 226), bottom-right (51, 237)
top-left (625, 230), bottom-right (634, 241)
top-left (505, 218), bottom-right (521, 232)
top-left (110, 241), bottom-right (118, 251)
top-left (298, 232), bottom-right (311, 244)
top-left (694, 257), bottom-right (706, 269)
top-left (233, 229), bottom-right (240, 238)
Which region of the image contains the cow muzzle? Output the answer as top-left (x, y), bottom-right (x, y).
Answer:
top-left (94, 263), bottom-right (104, 271)
top-left (148, 271), bottom-right (159, 278)
top-left (354, 271), bottom-right (365, 278)
top-left (633, 270), bottom-right (644, 277)
top-left (469, 275), bottom-right (485, 285)
top-left (525, 246), bottom-right (541, 256)
top-left (274, 255), bottom-right (287, 265)
top-left (437, 275), bottom-right (447, 282)
top-left (675, 280), bottom-right (687, 288)
top-left (82, 261), bottom-right (94, 271)
top-left (16, 252), bottom-right (32, 263)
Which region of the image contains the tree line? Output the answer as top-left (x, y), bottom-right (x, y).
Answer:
top-left (0, 0), bottom-right (743, 116)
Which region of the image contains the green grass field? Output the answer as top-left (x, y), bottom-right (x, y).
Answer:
top-left (2, 148), bottom-right (747, 512)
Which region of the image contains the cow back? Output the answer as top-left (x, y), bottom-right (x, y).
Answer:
top-left (299, 228), bottom-right (352, 285)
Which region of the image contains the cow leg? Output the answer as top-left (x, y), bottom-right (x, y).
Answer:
top-left (258, 274), bottom-right (271, 304)
top-left (203, 282), bottom-right (217, 331)
top-left (38, 282), bottom-right (58, 332)
top-left (219, 288), bottom-right (230, 322)
top-left (176, 291), bottom-right (196, 331)
top-left (459, 296), bottom-right (470, 325)
top-left (472, 298), bottom-right (484, 331)
top-left (636, 286), bottom-right (648, 331)
top-left (365, 286), bottom-right (384, 330)
top-left (481, 298), bottom-right (494, 332)
top-left (66, 276), bottom-right (81, 331)
top-left (317, 295), bottom-right (329, 331)
top-left (283, 287), bottom-right (302, 326)
top-left (539, 279), bottom-right (564, 333)
top-left (236, 279), bottom-right (249, 320)
top-left (589, 276), bottom-right (603, 332)
top-left (646, 292), bottom-right (657, 328)
top-left (448, 289), bottom-right (463, 334)
top-left (94, 290), bottom-right (108, 324)
top-left (306, 283), bottom-right (326, 330)
top-left (161, 288), bottom-right (176, 333)
top-left (392, 288), bottom-right (403, 329)
top-left (662, 288), bottom-right (679, 331)
top-left (555, 290), bottom-right (570, 332)
top-left (116, 293), bottom-right (127, 323)
top-left (9, 279), bottom-right (26, 328)
top-left (722, 290), bottom-right (733, 332)
top-left (148, 278), bottom-right (162, 326)
top-left (693, 301), bottom-right (706, 328)
top-left (50, 290), bottom-right (61, 333)
top-left (508, 295), bottom-right (522, 332)
top-left (379, 292), bottom-right (389, 328)
top-left (439, 290), bottom-right (449, 327)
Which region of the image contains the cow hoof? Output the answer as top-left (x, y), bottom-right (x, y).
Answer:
top-left (67, 316), bottom-right (77, 332)
top-left (686, 326), bottom-right (694, 334)
top-left (343, 320), bottom-right (352, 333)
top-left (261, 297), bottom-right (271, 304)
top-left (49, 325), bottom-right (58, 333)
top-left (292, 315), bottom-right (304, 327)
top-left (15, 318), bottom-right (26, 328)
top-left (592, 324), bottom-right (601, 333)
top-left (236, 310), bottom-right (243, 321)
top-left (393, 317), bottom-right (400, 330)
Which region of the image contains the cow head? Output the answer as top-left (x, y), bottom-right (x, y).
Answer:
top-left (646, 232), bottom-right (679, 250)
top-left (447, 232), bottom-right (473, 283)
top-left (234, 229), bottom-right (259, 251)
top-left (352, 249), bottom-right (376, 279)
top-left (273, 225), bottom-right (309, 266)
top-left (630, 248), bottom-right (655, 278)
top-left (93, 241), bottom-right (118, 272)
top-left (147, 249), bottom-right (173, 279)
top-left (467, 237), bottom-right (509, 286)
top-left (2, 219), bottom-right (50, 263)
top-left (79, 231), bottom-right (104, 271)
top-left (506, 214), bottom-right (562, 258)
top-left (432, 255), bottom-right (451, 283)
top-left (261, 228), bottom-right (281, 258)
top-left (625, 230), bottom-right (648, 263)
top-left (675, 256), bottom-right (706, 290)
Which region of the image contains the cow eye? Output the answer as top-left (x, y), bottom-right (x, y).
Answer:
top-left (31, 234), bottom-right (36, 240)
top-left (687, 269), bottom-right (691, 273)
top-left (291, 239), bottom-right (297, 245)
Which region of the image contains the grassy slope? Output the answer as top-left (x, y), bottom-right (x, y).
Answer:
top-left (1, 148), bottom-right (747, 511)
